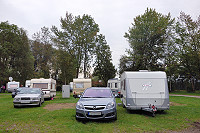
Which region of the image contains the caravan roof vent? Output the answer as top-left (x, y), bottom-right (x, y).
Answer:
top-left (139, 70), bottom-right (149, 72)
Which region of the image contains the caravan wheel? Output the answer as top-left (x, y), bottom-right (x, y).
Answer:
top-left (123, 104), bottom-right (126, 108)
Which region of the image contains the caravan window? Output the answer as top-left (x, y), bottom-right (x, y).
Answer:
top-left (33, 83), bottom-right (48, 89)
top-left (75, 83), bottom-right (84, 88)
top-left (10, 84), bottom-right (18, 88)
top-left (108, 83), bottom-right (110, 87)
top-left (115, 83), bottom-right (117, 88)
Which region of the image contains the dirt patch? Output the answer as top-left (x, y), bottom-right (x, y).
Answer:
top-left (169, 122), bottom-right (200, 133)
top-left (43, 103), bottom-right (76, 111)
top-left (170, 102), bottom-right (187, 106)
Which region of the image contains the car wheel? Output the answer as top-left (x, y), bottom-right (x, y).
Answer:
top-left (113, 112), bottom-right (117, 120)
top-left (38, 100), bottom-right (41, 107)
top-left (76, 116), bottom-right (81, 121)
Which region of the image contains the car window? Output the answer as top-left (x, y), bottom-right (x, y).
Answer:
top-left (82, 89), bottom-right (112, 98)
top-left (18, 89), bottom-right (40, 94)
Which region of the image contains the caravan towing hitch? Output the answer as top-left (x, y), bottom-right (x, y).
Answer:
top-left (142, 104), bottom-right (157, 117)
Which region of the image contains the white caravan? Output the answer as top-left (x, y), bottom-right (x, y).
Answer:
top-left (107, 78), bottom-right (121, 96)
top-left (7, 81), bottom-right (20, 92)
top-left (25, 80), bottom-right (31, 87)
top-left (73, 78), bottom-right (92, 97)
top-left (30, 78), bottom-right (56, 99)
top-left (120, 71), bottom-right (169, 115)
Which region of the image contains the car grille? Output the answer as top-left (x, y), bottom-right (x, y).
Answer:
top-left (21, 97), bottom-right (30, 100)
top-left (86, 114), bottom-right (104, 117)
top-left (84, 105), bottom-right (106, 110)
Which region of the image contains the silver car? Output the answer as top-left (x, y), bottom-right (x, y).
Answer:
top-left (76, 87), bottom-right (117, 120)
top-left (13, 88), bottom-right (44, 108)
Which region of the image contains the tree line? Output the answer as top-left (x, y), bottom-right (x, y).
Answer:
top-left (120, 8), bottom-right (200, 92)
top-left (0, 12), bottom-right (116, 87)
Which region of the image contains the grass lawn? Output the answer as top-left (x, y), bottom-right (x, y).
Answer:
top-left (170, 90), bottom-right (200, 96)
top-left (0, 92), bottom-right (200, 132)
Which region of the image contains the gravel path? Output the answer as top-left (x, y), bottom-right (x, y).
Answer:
top-left (170, 94), bottom-right (200, 98)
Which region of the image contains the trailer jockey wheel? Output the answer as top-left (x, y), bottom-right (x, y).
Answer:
top-left (152, 112), bottom-right (155, 117)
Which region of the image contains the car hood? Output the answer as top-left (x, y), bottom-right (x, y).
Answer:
top-left (15, 94), bottom-right (40, 98)
top-left (78, 98), bottom-right (114, 106)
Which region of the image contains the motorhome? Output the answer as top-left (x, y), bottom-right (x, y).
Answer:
top-left (7, 81), bottom-right (20, 92)
top-left (73, 78), bottom-right (91, 97)
top-left (120, 71), bottom-right (169, 115)
top-left (107, 78), bottom-right (121, 96)
top-left (30, 78), bottom-right (56, 99)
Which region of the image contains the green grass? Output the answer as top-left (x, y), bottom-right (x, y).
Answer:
top-left (0, 92), bottom-right (200, 132)
top-left (170, 90), bottom-right (200, 96)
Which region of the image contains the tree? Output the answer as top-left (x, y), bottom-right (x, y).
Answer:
top-left (123, 8), bottom-right (174, 71)
top-left (175, 12), bottom-right (200, 92)
top-left (52, 12), bottom-right (99, 78)
top-left (93, 34), bottom-right (116, 86)
top-left (31, 27), bottom-right (54, 78)
top-left (55, 48), bottom-right (76, 85)
top-left (0, 21), bottom-right (34, 85)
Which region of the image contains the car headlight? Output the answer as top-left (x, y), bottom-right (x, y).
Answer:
top-left (14, 98), bottom-right (20, 101)
top-left (106, 102), bottom-right (115, 109)
top-left (32, 97), bottom-right (40, 100)
top-left (76, 102), bottom-right (84, 109)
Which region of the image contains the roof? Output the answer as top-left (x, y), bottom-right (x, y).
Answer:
top-left (73, 78), bottom-right (91, 82)
top-left (123, 71), bottom-right (167, 79)
top-left (87, 87), bottom-right (110, 90)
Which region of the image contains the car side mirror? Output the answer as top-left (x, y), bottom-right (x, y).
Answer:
top-left (41, 92), bottom-right (44, 95)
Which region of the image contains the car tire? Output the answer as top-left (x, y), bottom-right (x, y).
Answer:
top-left (38, 100), bottom-right (41, 107)
top-left (76, 116), bottom-right (81, 121)
top-left (113, 114), bottom-right (117, 121)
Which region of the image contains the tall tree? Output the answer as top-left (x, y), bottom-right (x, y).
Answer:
top-left (123, 8), bottom-right (174, 71)
top-left (55, 48), bottom-right (76, 85)
top-left (175, 12), bottom-right (200, 92)
top-left (93, 34), bottom-right (116, 86)
top-left (52, 12), bottom-right (99, 78)
top-left (0, 21), bottom-right (34, 85)
top-left (31, 27), bottom-right (54, 78)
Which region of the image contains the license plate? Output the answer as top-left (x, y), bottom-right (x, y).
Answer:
top-left (21, 101), bottom-right (30, 103)
top-left (88, 112), bottom-right (101, 116)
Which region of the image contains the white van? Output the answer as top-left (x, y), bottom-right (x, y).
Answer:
top-left (7, 81), bottom-right (20, 92)
top-left (30, 78), bottom-right (56, 99)
top-left (73, 78), bottom-right (91, 97)
top-left (120, 71), bottom-right (169, 115)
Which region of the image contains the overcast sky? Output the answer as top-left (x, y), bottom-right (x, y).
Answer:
top-left (1, 0), bottom-right (200, 70)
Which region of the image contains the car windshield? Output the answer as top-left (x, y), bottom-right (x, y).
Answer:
top-left (17, 87), bottom-right (23, 92)
top-left (82, 89), bottom-right (112, 98)
top-left (18, 88), bottom-right (40, 94)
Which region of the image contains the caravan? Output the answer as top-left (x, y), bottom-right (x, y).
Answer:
top-left (30, 78), bottom-right (56, 99)
top-left (120, 71), bottom-right (169, 115)
top-left (107, 78), bottom-right (121, 97)
top-left (7, 81), bottom-right (20, 92)
top-left (73, 78), bottom-right (92, 97)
